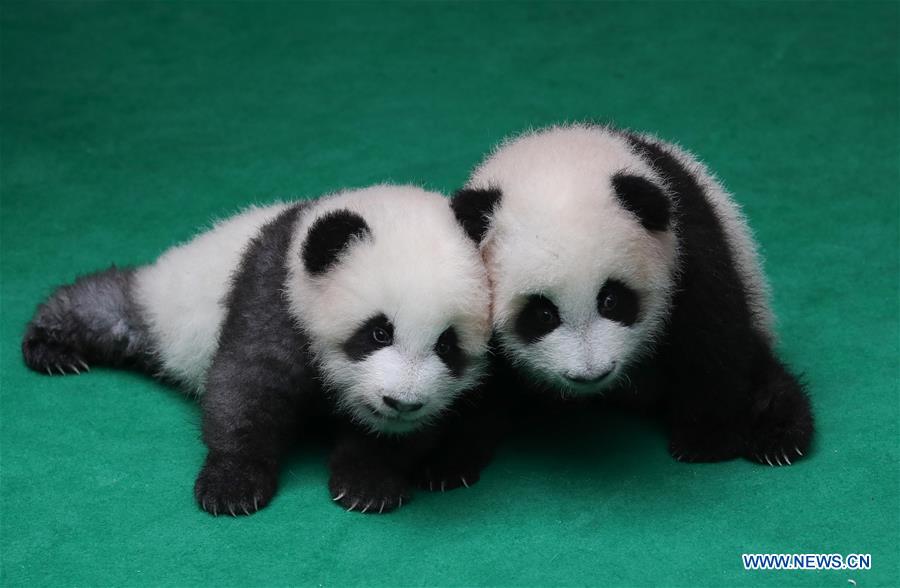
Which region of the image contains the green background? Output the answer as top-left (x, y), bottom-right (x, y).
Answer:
top-left (2, 1), bottom-right (897, 586)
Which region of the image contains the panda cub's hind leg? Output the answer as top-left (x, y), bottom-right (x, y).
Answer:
top-left (666, 347), bottom-right (814, 466)
top-left (743, 350), bottom-right (814, 466)
top-left (22, 266), bottom-right (153, 376)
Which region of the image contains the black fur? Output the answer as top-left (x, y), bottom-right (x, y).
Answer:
top-left (434, 327), bottom-right (466, 378)
top-left (623, 133), bottom-right (814, 465)
top-left (195, 205), bottom-right (312, 515)
top-left (514, 294), bottom-right (562, 343)
top-left (332, 385), bottom-right (506, 506)
top-left (342, 314), bottom-right (393, 361)
top-left (411, 381), bottom-right (506, 492)
top-left (328, 428), bottom-right (428, 513)
top-left (450, 187), bottom-right (502, 243)
top-left (301, 210), bottom-right (370, 275)
top-left (611, 173), bottom-right (671, 232)
top-left (597, 279), bottom-right (640, 326)
top-left (22, 266), bottom-right (155, 375)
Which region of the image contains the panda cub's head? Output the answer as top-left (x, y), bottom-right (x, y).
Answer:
top-left (453, 125), bottom-right (679, 394)
top-left (287, 185), bottom-right (491, 434)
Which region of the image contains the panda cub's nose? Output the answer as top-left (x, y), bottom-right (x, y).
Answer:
top-left (382, 396), bottom-right (424, 413)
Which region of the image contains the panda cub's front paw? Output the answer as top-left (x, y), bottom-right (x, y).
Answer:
top-left (194, 452), bottom-right (278, 516)
top-left (328, 470), bottom-right (410, 514)
top-left (744, 377), bottom-right (814, 467)
top-left (668, 422), bottom-right (744, 463)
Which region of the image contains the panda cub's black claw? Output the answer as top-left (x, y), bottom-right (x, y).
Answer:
top-left (745, 436), bottom-right (810, 468)
top-left (667, 423), bottom-right (744, 463)
top-left (329, 484), bottom-right (408, 515)
top-left (412, 452), bottom-right (485, 492)
top-left (194, 452), bottom-right (277, 517)
top-left (327, 464), bottom-right (410, 514)
top-left (22, 330), bottom-right (88, 378)
top-left (414, 467), bottom-right (482, 492)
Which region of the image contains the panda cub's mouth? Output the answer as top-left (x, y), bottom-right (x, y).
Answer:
top-left (362, 403), bottom-right (427, 432)
top-left (560, 363), bottom-right (618, 393)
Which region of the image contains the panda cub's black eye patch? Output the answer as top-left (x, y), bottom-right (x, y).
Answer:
top-left (515, 295), bottom-right (562, 344)
top-left (597, 279), bottom-right (640, 326)
top-left (343, 314), bottom-right (393, 361)
top-left (434, 326), bottom-right (466, 377)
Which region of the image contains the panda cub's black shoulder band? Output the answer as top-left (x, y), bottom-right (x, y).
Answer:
top-left (302, 210), bottom-right (371, 275)
top-left (451, 187), bottom-right (502, 244)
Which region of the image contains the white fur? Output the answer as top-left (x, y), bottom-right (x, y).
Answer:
top-left (134, 204), bottom-right (289, 391)
top-left (286, 185), bottom-right (492, 433)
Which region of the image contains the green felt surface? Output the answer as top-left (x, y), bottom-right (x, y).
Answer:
top-left (1, 1), bottom-right (898, 586)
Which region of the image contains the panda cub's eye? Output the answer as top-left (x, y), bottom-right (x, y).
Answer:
top-left (600, 291), bottom-right (617, 311)
top-left (371, 326), bottom-right (392, 345)
top-left (343, 314), bottom-right (394, 361)
top-left (435, 328), bottom-right (457, 357)
top-left (515, 295), bottom-right (562, 343)
top-left (434, 327), bottom-right (465, 377)
top-left (597, 279), bottom-right (640, 326)
top-left (539, 308), bottom-right (557, 324)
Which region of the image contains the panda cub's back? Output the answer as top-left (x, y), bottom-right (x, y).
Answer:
top-left (133, 203), bottom-right (291, 390)
top-left (628, 133), bottom-right (775, 341)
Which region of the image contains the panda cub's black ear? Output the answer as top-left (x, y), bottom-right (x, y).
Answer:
top-left (450, 187), bottom-right (502, 244)
top-left (302, 209), bottom-right (371, 275)
top-left (611, 173), bottom-right (671, 232)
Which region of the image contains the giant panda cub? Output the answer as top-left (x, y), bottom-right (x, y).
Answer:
top-left (451, 124), bottom-right (814, 467)
top-left (22, 185), bottom-right (492, 515)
